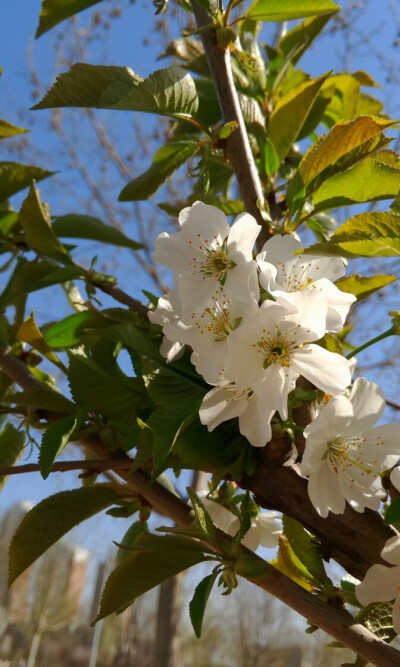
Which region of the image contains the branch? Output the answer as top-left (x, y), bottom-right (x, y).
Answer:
top-left (0, 459), bottom-right (137, 477)
top-left (190, 1), bottom-right (270, 243)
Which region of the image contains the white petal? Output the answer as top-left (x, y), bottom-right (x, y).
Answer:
top-left (227, 213), bottom-right (261, 263)
top-left (356, 564), bottom-right (400, 605)
top-left (307, 461), bottom-right (346, 517)
top-left (345, 377), bottom-right (386, 436)
top-left (277, 291), bottom-right (328, 339)
top-left (152, 231), bottom-right (189, 271)
top-left (238, 392), bottom-right (275, 447)
top-left (256, 513), bottom-right (282, 548)
top-left (292, 345), bottom-right (351, 395)
top-left (225, 261), bottom-right (260, 303)
top-left (360, 424), bottom-right (400, 470)
top-left (382, 536), bottom-right (400, 565)
top-left (179, 201), bottom-right (230, 240)
top-left (199, 385), bottom-right (249, 431)
top-left (160, 338), bottom-right (185, 362)
top-left (259, 234), bottom-right (303, 265)
top-left (312, 278), bottom-right (356, 332)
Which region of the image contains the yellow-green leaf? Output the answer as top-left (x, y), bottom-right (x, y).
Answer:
top-left (299, 116), bottom-right (398, 186)
top-left (0, 424), bottom-right (25, 491)
top-left (246, 0), bottom-right (340, 22)
top-left (17, 312), bottom-right (60, 364)
top-left (0, 119), bottom-right (29, 139)
top-left (299, 211), bottom-right (400, 257)
top-left (36, 0), bottom-right (104, 38)
top-left (335, 274), bottom-right (398, 301)
top-left (312, 158), bottom-right (400, 211)
top-left (269, 73), bottom-right (330, 163)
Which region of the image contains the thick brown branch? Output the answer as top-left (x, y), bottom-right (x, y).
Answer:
top-left (190, 2), bottom-right (270, 243)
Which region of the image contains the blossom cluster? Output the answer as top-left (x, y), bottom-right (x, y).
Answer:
top-left (150, 202), bottom-right (400, 518)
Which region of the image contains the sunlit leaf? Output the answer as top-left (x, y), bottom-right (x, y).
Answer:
top-left (0, 424), bottom-right (25, 491)
top-left (0, 119), bottom-right (29, 139)
top-left (335, 274), bottom-right (398, 301)
top-left (0, 162), bottom-right (54, 203)
top-left (36, 0), bottom-right (104, 37)
top-left (52, 214), bottom-right (144, 250)
top-left (246, 0), bottom-right (340, 22)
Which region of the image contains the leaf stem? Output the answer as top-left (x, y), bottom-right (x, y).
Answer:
top-left (346, 326), bottom-right (395, 360)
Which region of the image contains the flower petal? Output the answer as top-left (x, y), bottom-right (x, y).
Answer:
top-left (227, 212), bottom-right (261, 263)
top-left (345, 377), bottom-right (386, 436)
top-left (356, 564), bottom-right (400, 605)
top-left (306, 461), bottom-right (346, 517)
top-left (179, 201), bottom-right (229, 240)
top-left (382, 536), bottom-right (400, 565)
top-left (292, 345), bottom-right (351, 395)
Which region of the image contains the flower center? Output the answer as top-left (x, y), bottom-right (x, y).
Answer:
top-left (253, 328), bottom-right (300, 369)
top-left (326, 437), bottom-right (376, 478)
top-left (277, 261), bottom-right (318, 292)
top-left (192, 296), bottom-right (241, 341)
top-left (188, 237), bottom-right (235, 287)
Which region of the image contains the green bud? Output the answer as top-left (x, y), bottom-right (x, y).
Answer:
top-left (216, 27), bottom-right (237, 49)
top-left (234, 554), bottom-right (268, 579)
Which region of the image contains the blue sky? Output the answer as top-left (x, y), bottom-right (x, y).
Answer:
top-left (1, 0), bottom-right (399, 557)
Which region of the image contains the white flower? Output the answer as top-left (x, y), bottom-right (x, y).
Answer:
top-left (199, 381), bottom-right (278, 448)
top-left (199, 492), bottom-right (281, 551)
top-left (257, 234), bottom-right (356, 333)
top-left (148, 289), bottom-right (186, 362)
top-left (300, 377), bottom-right (400, 518)
top-left (356, 535), bottom-right (400, 633)
top-left (153, 201), bottom-right (260, 317)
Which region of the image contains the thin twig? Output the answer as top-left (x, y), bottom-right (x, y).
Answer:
top-left (0, 460), bottom-right (136, 477)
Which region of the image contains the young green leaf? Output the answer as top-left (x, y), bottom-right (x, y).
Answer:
top-left (39, 414), bottom-right (80, 479)
top-left (0, 119), bottom-right (29, 139)
top-left (52, 214), bottom-right (144, 250)
top-left (187, 487), bottom-right (216, 539)
top-left (277, 14), bottom-right (333, 66)
top-left (116, 521), bottom-right (149, 566)
top-left (94, 532), bottom-right (208, 622)
top-left (36, 0), bottom-right (104, 38)
top-left (0, 162), bottom-right (54, 203)
top-left (384, 497), bottom-right (400, 526)
top-left (19, 185), bottom-right (72, 264)
top-left (119, 141), bottom-right (199, 202)
top-left (335, 274), bottom-right (398, 301)
top-left (17, 311), bottom-right (61, 365)
top-left (0, 424), bottom-right (25, 491)
top-left (189, 571), bottom-right (218, 638)
top-left (8, 386), bottom-right (75, 413)
top-left (44, 310), bottom-right (117, 348)
top-left (33, 64), bottom-right (199, 118)
top-left (299, 116), bottom-right (397, 188)
top-left (245, 0), bottom-right (340, 22)
top-left (269, 73), bottom-right (330, 163)
top-left (311, 159), bottom-right (400, 211)
top-left (8, 486), bottom-right (121, 584)
top-left (299, 211), bottom-right (400, 257)
top-left (282, 516), bottom-right (331, 589)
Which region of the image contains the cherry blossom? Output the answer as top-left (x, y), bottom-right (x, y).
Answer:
top-left (356, 535), bottom-right (400, 633)
top-left (153, 201), bottom-right (260, 317)
top-left (300, 377), bottom-right (400, 517)
top-left (199, 492), bottom-right (281, 551)
top-left (257, 234), bottom-right (356, 332)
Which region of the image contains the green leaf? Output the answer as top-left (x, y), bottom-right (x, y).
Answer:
top-left (0, 162), bottom-right (54, 203)
top-left (68, 350), bottom-right (150, 420)
top-left (312, 159), bottom-right (400, 211)
top-left (282, 516), bottom-right (330, 588)
top-left (39, 414), bottom-right (79, 479)
top-left (269, 73), bottom-right (330, 163)
top-left (246, 0), bottom-right (340, 21)
top-left (263, 138), bottom-right (280, 176)
top-left (119, 141), bottom-right (199, 202)
top-left (19, 185), bottom-right (72, 264)
top-left (52, 214), bottom-right (144, 250)
top-left (0, 424), bottom-right (25, 491)
top-left (300, 211), bottom-right (400, 257)
top-left (335, 274), bottom-right (398, 301)
top-left (187, 487), bottom-right (216, 539)
top-left (33, 64), bottom-right (199, 118)
top-left (94, 532), bottom-right (207, 621)
top-left (298, 116), bottom-right (397, 188)
top-left (189, 572), bottom-right (218, 638)
top-left (143, 361), bottom-right (205, 468)
top-left (272, 535), bottom-right (314, 591)
top-left (8, 486), bottom-right (121, 584)
top-left (44, 310), bottom-right (115, 348)
top-left (384, 497), bottom-right (400, 526)
top-left (0, 120), bottom-right (29, 139)
top-left (360, 602), bottom-right (396, 644)
top-left (116, 521), bottom-right (149, 566)
top-left (8, 386), bottom-right (75, 413)
top-left (36, 0), bottom-right (104, 38)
